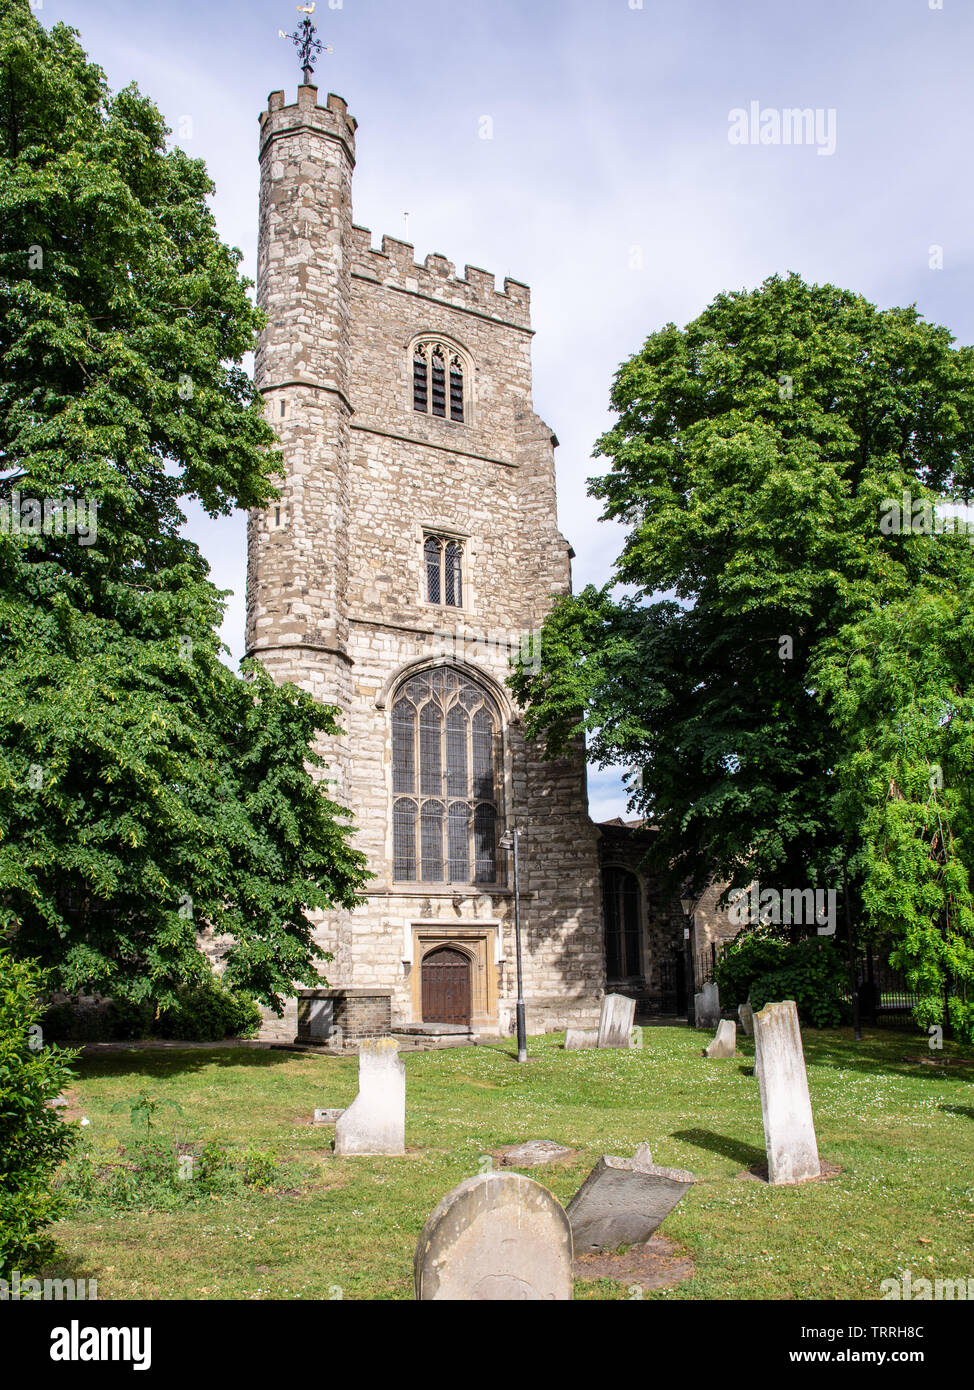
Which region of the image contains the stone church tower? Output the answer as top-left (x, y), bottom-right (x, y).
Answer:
top-left (246, 83), bottom-right (607, 1036)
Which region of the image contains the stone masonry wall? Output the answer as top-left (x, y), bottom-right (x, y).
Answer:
top-left (247, 86), bottom-right (604, 1036)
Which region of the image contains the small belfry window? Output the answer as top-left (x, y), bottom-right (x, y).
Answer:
top-left (425, 535), bottom-right (463, 607)
top-left (412, 341), bottom-right (465, 422)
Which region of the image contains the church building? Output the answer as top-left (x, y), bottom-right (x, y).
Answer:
top-left (246, 84), bottom-right (733, 1039)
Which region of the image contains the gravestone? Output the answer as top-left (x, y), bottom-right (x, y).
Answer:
top-left (752, 1000), bottom-right (820, 1184)
top-left (565, 1028), bottom-right (598, 1050)
top-left (738, 998), bottom-right (754, 1037)
top-left (313, 1108), bottom-right (344, 1126)
top-left (565, 1144), bottom-right (695, 1254)
top-left (694, 980), bottom-right (720, 1030)
top-left (414, 1172), bottom-right (573, 1300)
top-left (497, 1140), bottom-right (572, 1167)
top-left (598, 993), bottom-right (636, 1048)
top-left (704, 1019), bottom-right (737, 1058)
top-left (334, 1038), bottom-right (405, 1156)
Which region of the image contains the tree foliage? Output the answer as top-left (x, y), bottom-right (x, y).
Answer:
top-left (512, 273), bottom-right (974, 1037)
top-left (0, 949), bottom-right (77, 1276)
top-left (0, 2), bottom-right (370, 1010)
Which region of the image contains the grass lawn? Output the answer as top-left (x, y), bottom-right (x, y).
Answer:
top-left (46, 1026), bottom-right (974, 1300)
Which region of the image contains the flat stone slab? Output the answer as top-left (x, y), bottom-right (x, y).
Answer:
top-left (598, 993), bottom-right (636, 1048)
top-left (565, 1028), bottom-right (598, 1050)
top-left (704, 1019), bottom-right (737, 1058)
top-left (395, 1023), bottom-right (473, 1036)
top-left (414, 1172), bottom-right (573, 1300)
top-left (753, 1000), bottom-right (820, 1185)
top-left (313, 1108), bottom-right (345, 1125)
top-left (495, 1140), bottom-right (574, 1167)
top-left (565, 1145), bottom-right (695, 1254)
top-left (334, 1038), bottom-right (405, 1156)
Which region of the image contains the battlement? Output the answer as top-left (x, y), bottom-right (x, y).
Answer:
top-left (259, 86), bottom-right (357, 161)
top-left (349, 225), bottom-right (531, 330)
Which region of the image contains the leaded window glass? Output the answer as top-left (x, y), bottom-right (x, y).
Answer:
top-left (424, 534), bottom-right (463, 607)
top-left (391, 668), bottom-right (503, 885)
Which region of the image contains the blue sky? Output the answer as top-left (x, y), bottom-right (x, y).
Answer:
top-left (40, 0), bottom-right (974, 817)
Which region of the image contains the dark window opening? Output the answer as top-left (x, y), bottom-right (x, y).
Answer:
top-left (603, 867), bottom-right (642, 979)
top-left (413, 353), bottom-right (428, 413)
top-left (411, 341), bottom-right (467, 423)
top-left (431, 351), bottom-right (447, 417)
top-left (450, 362), bottom-right (464, 422)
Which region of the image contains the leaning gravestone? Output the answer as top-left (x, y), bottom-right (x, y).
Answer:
top-left (752, 1000), bottom-right (820, 1185)
top-left (564, 1028), bottom-right (598, 1050)
top-left (597, 993), bottom-right (636, 1049)
top-left (704, 1019), bottom-right (737, 1058)
top-left (694, 980), bottom-right (720, 1030)
top-left (334, 1038), bottom-right (405, 1156)
top-left (414, 1172), bottom-right (573, 1300)
top-left (738, 997), bottom-right (754, 1037)
top-left (565, 1144), bottom-right (695, 1254)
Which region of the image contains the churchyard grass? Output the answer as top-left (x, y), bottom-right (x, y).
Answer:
top-left (44, 1027), bottom-right (973, 1300)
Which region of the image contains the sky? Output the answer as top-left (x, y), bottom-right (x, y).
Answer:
top-left (37, 0), bottom-right (974, 818)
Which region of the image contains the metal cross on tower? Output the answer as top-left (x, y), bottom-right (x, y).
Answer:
top-left (280, 5), bottom-right (332, 86)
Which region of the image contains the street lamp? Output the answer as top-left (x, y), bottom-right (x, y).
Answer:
top-left (499, 828), bottom-right (527, 1063)
top-left (679, 887), bottom-right (698, 1028)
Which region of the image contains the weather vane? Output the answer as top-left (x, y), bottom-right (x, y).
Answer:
top-left (279, 4), bottom-right (333, 86)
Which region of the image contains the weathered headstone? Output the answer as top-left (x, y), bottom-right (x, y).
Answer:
top-left (313, 1108), bottom-right (344, 1126)
top-left (565, 1028), bottom-right (598, 1050)
top-left (752, 1000), bottom-right (820, 1184)
top-left (414, 1172), bottom-right (573, 1300)
top-left (566, 1144), bottom-right (695, 1254)
top-left (597, 993), bottom-right (636, 1049)
top-left (334, 1038), bottom-right (405, 1156)
top-left (704, 1019), bottom-right (737, 1058)
top-left (694, 980), bottom-right (720, 1030)
top-left (738, 997), bottom-right (754, 1037)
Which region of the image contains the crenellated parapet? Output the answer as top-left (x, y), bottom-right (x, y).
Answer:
top-left (349, 225), bottom-right (532, 330)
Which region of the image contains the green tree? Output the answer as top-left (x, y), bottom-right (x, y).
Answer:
top-left (0, 1), bottom-right (370, 1010)
top-left (813, 575), bottom-right (974, 1038)
top-left (512, 273), bottom-right (974, 1036)
top-left (0, 950), bottom-right (78, 1276)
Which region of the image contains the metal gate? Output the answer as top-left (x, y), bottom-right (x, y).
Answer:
top-left (421, 946), bottom-right (472, 1025)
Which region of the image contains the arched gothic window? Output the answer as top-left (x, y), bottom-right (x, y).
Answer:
top-left (602, 867), bottom-right (642, 980)
top-left (424, 534), bottom-right (463, 607)
top-left (412, 340), bottom-right (466, 422)
top-left (392, 668), bottom-right (502, 884)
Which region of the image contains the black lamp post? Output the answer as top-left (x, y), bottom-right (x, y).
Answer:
top-left (499, 828), bottom-right (527, 1063)
top-left (679, 889), bottom-right (698, 1028)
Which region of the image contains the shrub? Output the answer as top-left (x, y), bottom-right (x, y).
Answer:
top-left (0, 951), bottom-right (78, 1276)
top-left (242, 1146), bottom-right (279, 1190)
top-left (59, 1137), bottom-right (284, 1213)
top-left (39, 975), bottom-right (261, 1044)
top-left (715, 931), bottom-right (848, 1028)
top-left (154, 977), bottom-right (262, 1042)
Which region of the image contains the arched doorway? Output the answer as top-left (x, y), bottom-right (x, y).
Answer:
top-left (421, 946), bottom-right (472, 1025)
